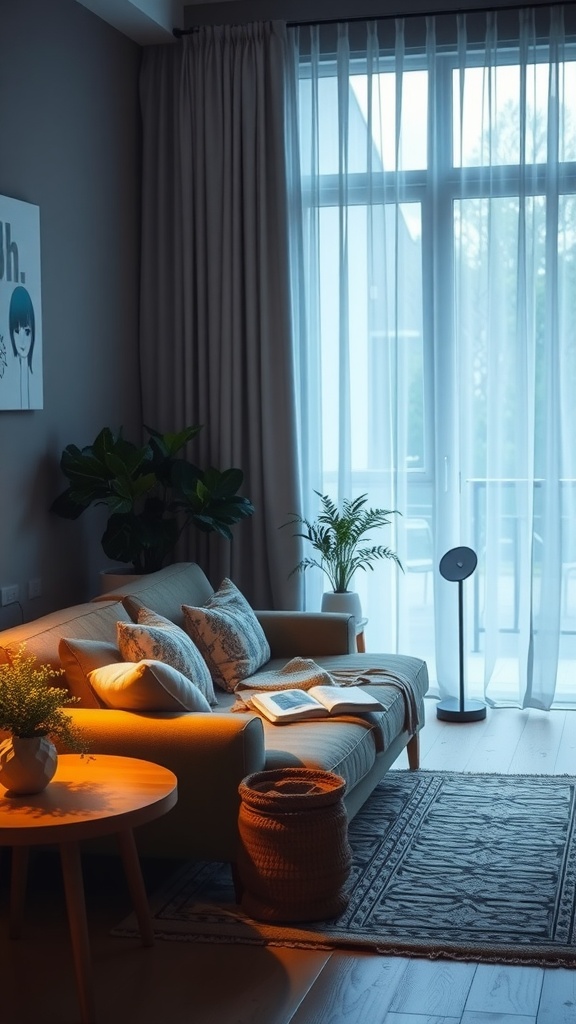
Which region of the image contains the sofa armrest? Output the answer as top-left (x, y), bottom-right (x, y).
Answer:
top-left (255, 611), bottom-right (356, 657)
top-left (62, 708), bottom-right (265, 861)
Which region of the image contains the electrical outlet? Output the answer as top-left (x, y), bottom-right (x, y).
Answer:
top-left (28, 577), bottom-right (42, 599)
top-left (1, 584), bottom-right (19, 606)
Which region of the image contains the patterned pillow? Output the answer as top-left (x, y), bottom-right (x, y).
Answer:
top-left (182, 578), bottom-right (270, 693)
top-left (116, 620), bottom-right (217, 706)
top-left (88, 660), bottom-right (212, 712)
top-left (132, 604), bottom-right (218, 706)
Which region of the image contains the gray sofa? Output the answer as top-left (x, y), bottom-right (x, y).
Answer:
top-left (0, 562), bottom-right (428, 865)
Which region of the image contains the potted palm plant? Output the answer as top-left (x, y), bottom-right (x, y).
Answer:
top-left (284, 492), bottom-right (402, 621)
top-left (51, 424), bottom-right (254, 582)
top-left (0, 645), bottom-right (88, 795)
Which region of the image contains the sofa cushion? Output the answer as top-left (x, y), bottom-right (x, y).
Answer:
top-left (213, 687), bottom-right (378, 790)
top-left (130, 605), bottom-right (216, 706)
top-left (58, 637), bottom-right (123, 708)
top-left (222, 651), bottom-right (429, 792)
top-left (182, 578), bottom-right (271, 693)
top-left (0, 601), bottom-right (130, 676)
top-left (262, 717), bottom-right (378, 789)
top-left (88, 660), bottom-right (213, 712)
top-left (116, 620), bottom-right (218, 706)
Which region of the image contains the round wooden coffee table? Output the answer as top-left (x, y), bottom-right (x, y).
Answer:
top-left (0, 753), bottom-right (178, 1024)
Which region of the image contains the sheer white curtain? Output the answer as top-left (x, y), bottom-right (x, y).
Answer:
top-left (288, 8), bottom-right (576, 708)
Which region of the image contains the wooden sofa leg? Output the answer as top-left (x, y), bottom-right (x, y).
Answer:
top-left (407, 733), bottom-right (420, 770)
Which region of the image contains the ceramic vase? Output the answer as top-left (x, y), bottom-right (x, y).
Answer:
top-left (0, 735), bottom-right (58, 795)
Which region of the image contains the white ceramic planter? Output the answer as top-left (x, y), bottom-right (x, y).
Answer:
top-left (320, 591), bottom-right (363, 623)
top-left (0, 735), bottom-right (58, 795)
top-left (99, 569), bottom-right (143, 595)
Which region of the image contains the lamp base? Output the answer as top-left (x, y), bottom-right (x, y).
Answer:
top-left (436, 698), bottom-right (487, 723)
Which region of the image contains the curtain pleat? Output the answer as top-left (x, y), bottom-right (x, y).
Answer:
top-left (139, 23), bottom-right (302, 608)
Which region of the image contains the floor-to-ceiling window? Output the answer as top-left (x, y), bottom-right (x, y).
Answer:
top-left (289, 7), bottom-right (576, 708)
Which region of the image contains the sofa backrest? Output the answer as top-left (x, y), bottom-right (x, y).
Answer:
top-left (0, 601), bottom-right (130, 673)
top-left (92, 562), bottom-right (215, 627)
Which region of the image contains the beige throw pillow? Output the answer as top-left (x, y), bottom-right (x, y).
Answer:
top-left (182, 578), bottom-right (270, 693)
top-left (59, 637), bottom-right (123, 708)
top-left (88, 660), bottom-right (212, 712)
top-left (116, 620), bottom-right (217, 706)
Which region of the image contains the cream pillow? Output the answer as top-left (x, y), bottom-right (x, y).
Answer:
top-left (59, 637), bottom-right (123, 708)
top-left (182, 578), bottom-right (270, 693)
top-left (88, 660), bottom-right (212, 712)
top-left (116, 620), bottom-right (217, 706)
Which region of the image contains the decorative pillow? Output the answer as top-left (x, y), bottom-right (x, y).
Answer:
top-left (182, 578), bottom-right (270, 693)
top-left (134, 604), bottom-right (217, 707)
top-left (59, 637), bottom-right (123, 708)
top-left (116, 620), bottom-right (217, 706)
top-left (87, 660), bottom-right (212, 712)
top-left (122, 594), bottom-right (147, 622)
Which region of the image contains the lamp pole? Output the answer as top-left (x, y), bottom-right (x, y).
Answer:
top-left (436, 546), bottom-right (486, 723)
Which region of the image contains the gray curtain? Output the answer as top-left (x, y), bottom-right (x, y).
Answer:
top-left (139, 22), bottom-right (302, 609)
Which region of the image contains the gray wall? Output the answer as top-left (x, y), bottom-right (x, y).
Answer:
top-left (0, 0), bottom-right (142, 625)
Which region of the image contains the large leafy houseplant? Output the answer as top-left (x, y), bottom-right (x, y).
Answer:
top-left (51, 424), bottom-right (254, 574)
top-left (285, 492), bottom-right (402, 593)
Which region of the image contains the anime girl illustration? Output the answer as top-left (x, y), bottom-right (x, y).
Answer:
top-left (9, 285), bottom-right (35, 409)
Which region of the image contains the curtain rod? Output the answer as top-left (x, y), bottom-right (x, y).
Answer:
top-left (173, 1), bottom-right (574, 37)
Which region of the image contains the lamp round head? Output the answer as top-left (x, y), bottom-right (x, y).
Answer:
top-left (439, 546), bottom-right (477, 582)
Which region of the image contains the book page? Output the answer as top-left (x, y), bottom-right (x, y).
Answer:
top-left (250, 689), bottom-right (327, 722)
top-left (265, 690), bottom-right (320, 712)
top-left (309, 685), bottom-right (384, 713)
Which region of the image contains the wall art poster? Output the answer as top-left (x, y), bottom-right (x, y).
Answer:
top-left (0, 194), bottom-right (43, 410)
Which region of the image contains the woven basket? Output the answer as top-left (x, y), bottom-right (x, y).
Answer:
top-left (237, 767), bottom-right (352, 922)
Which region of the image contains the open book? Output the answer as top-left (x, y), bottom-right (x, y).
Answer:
top-left (249, 685), bottom-right (385, 724)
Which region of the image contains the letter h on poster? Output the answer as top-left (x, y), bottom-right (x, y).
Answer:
top-left (0, 194), bottom-right (43, 410)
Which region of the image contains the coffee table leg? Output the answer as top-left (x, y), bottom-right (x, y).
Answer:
top-left (9, 846), bottom-right (29, 939)
top-left (116, 828), bottom-right (154, 947)
top-left (59, 840), bottom-right (96, 1024)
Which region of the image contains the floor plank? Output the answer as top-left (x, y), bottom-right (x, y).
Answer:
top-left (384, 1015), bottom-right (460, 1024)
top-left (414, 713), bottom-right (494, 773)
top-left (464, 964), bottom-right (544, 1016)
top-left (553, 710), bottom-right (576, 775)
top-left (288, 953), bottom-right (409, 1024)
top-left (458, 706), bottom-right (532, 773)
top-left (508, 709), bottom-right (567, 775)
top-left (387, 959), bottom-right (478, 1017)
top-left (461, 1014), bottom-right (537, 1024)
top-left (537, 968), bottom-right (576, 1023)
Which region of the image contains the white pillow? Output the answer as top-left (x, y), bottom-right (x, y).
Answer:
top-left (88, 660), bottom-right (212, 712)
top-left (182, 578), bottom-right (270, 693)
top-left (116, 619), bottom-right (217, 706)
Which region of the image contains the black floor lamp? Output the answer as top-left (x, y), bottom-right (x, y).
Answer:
top-left (436, 546), bottom-right (487, 723)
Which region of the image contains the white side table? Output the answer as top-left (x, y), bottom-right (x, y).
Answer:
top-left (356, 618), bottom-right (368, 652)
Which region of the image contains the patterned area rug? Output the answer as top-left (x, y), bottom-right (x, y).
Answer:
top-left (115, 770), bottom-right (576, 965)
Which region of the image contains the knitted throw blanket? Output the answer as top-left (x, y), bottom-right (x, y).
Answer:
top-left (233, 657), bottom-right (419, 735)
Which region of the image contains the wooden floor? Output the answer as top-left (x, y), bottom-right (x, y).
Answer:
top-left (2, 701), bottom-right (576, 1024)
